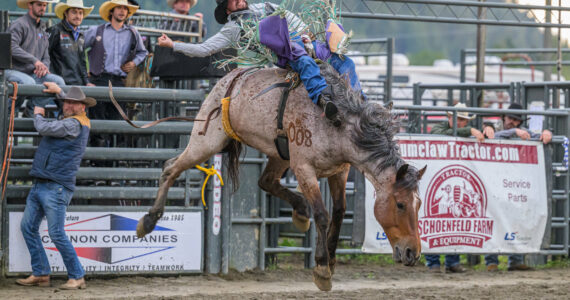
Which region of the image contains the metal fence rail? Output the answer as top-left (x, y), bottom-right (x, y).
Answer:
top-left (339, 0), bottom-right (570, 28)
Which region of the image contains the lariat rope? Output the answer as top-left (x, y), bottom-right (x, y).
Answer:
top-left (1, 82), bottom-right (17, 200)
top-left (195, 164), bottom-right (224, 209)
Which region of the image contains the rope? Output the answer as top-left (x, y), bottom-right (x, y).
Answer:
top-left (195, 164), bottom-right (224, 209)
top-left (1, 82), bottom-right (17, 200)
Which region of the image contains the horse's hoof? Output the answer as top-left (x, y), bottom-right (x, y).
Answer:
top-left (312, 265), bottom-right (332, 291)
top-left (136, 214), bottom-right (156, 238)
top-left (292, 210), bottom-right (310, 232)
top-left (329, 258), bottom-right (337, 275)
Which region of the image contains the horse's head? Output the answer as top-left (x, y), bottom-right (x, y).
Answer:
top-left (374, 164), bottom-right (427, 266)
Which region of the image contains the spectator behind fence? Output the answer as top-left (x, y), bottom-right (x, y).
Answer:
top-left (481, 102), bottom-right (552, 272)
top-left (84, 0), bottom-right (148, 152)
top-left (425, 102), bottom-right (489, 273)
top-left (488, 103), bottom-right (552, 144)
top-left (162, 0), bottom-right (206, 38)
top-left (16, 82), bottom-right (96, 290)
top-left (7, 0), bottom-right (66, 114)
top-left (47, 0), bottom-right (95, 87)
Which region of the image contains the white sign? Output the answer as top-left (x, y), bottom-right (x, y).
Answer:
top-left (363, 135), bottom-right (548, 254)
top-left (9, 211), bottom-right (202, 274)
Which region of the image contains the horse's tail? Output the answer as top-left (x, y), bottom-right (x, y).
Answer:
top-left (224, 139), bottom-right (243, 192)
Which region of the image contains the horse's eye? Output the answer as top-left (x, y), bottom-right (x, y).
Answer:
top-left (397, 202), bottom-right (405, 210)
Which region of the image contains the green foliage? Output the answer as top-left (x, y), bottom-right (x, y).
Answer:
top-left (408, 50), bottom-right (446, 66)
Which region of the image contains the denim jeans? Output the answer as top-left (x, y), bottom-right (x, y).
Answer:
top-left (20, 180), bottom-right (85, 279)
top-left (484, 254), bottom-right (524, 267)
top-left (5, 69), bottom-right (65, 110)
top-left (288, 55), bottom-right (328, 104)
top-left (425, 254), bottom-right (460, 268)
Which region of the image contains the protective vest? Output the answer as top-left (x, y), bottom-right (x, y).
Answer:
top-left (88, 24), bottom-right (138, 76)
top-left (29, 114), bottom-right (91, 191)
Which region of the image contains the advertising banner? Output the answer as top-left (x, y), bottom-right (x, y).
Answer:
top-left (8, 210), bottom-right (202, 274)
top-left (363, 135), bottom-right (548, 254)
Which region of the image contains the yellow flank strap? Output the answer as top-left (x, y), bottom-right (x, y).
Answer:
top-left (221, 97), bottom-right (242, 142)
top-left (195, 164), bottom-right (224, 209)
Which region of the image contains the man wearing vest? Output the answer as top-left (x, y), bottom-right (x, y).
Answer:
top-left (16, 82), bottom-right (96, 290)
top-left (7, 0), bottom-right (66, 114)
top-left (84, 0), bottom-right (147, 150)
top-left (47, 0), bottom-right (95, 87)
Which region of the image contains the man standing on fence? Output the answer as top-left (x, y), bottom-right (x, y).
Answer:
top-left (83, 0), bottom-right (148, 152)
top-left (426, 102), bottom-right (488, 273)
top-left (162, 0), bottom-right (206, 38)
top-left (16, 82), bottom-right (96, 290)
top-left (7, 0), bottom-right (66, 115)
top-left (47, 0), bottom-right (95, 87)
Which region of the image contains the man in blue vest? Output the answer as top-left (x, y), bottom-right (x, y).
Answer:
top-left (16, 82), bottom-right (96, 290)
top-left (84, 0), bottom-right (147, 156)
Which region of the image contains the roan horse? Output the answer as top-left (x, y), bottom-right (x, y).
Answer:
top-left (135, 63), bottom-right (427, 291)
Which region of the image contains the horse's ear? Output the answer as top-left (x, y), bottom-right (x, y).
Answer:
top-left (384, 101), bottom-right (393, 111)
top-left (396, 164), bottom-right (409, 181)
top-left (418, 165), bottom-right (427, 180)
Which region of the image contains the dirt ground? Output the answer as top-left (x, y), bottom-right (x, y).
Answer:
top-left (2, 260), bottom-right (570, 300)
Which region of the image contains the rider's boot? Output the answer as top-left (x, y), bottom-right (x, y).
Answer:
top-left (317, 86), bottom-right (341, 127)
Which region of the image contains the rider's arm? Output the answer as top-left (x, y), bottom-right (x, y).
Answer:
top-left (172, 22), bottom-right (240, 58)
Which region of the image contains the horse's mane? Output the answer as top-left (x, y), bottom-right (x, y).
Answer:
top-left (319, 63), bottom-right (406, 175)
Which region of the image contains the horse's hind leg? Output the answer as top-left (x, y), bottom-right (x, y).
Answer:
top-left (326, 164), bottom-right (350, 275)
top-left (137, 128), bottom-right (231, 238)
top-left (258, 157), bottom-right (311, 232)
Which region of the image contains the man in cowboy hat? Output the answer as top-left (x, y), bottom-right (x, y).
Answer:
top-left (426, 102), bottom-right (487, 274)
top-left (7, 0), bottom-right (66, 113)
top-left (162, 0), bottom-right (206, 38)
top-left (17, 82), bottom-right (96, 290)
top-left (84, 0), bottom-right (148, 151)
top-left (490, 103), bottom-right (552, 144)
top-left (156, 0), bottom-right (365, 127)
top-left (47, 0), bottom-right (95, 86)
top-left (430, 103), bottom-right (486, 143)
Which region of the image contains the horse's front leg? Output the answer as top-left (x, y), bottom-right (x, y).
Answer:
top-left (326, 164), bottom-right (350, 275)
top-left (258, 157), bottom-right (311, 232)
top-left (294, 164), bottom-right (332, 291)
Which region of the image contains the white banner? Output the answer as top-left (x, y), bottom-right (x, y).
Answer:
top-left (9, 211), bottom-right (202, 274)
top-left (363, 135), bottom-right (548, 254)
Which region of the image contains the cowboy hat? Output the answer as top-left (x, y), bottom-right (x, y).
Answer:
top-left (99, 0), bottom-right (139, 22)
top-left (166, 0), bottom-right (197, 9)
top-left (504, 103), bottom-right (528, 121)
top-left (17, 0), bottom-right (59, 10)
top-left (215, 0), bottom-right (228, 24)
top-left (54, 0), bottom-right (93, 20)
top-left (447, 103), bottom-right (476, 120)
top-left (63, 86), bottom-right (97, 107)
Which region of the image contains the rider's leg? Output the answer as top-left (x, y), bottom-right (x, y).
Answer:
top-left (288, 55), bottom-right (340, 126)
top-left (288, 55), bottom-right (327, 104)
top-left (329, 54), bottom-right (367, 101)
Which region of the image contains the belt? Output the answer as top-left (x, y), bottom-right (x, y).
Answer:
top-left (91, 72), bottom-right (126, 80)
top-left (34, 178), bottom-right (52, 184)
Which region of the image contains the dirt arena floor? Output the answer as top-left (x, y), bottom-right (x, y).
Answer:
top-left (2, 258), bottom-right (570, 299)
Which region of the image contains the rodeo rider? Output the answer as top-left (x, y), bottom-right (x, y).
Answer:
top-left (156, 0), bottom-right (365, 127)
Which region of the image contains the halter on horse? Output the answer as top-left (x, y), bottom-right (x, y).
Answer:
top-left (136, 63), bottom-right (426, 291)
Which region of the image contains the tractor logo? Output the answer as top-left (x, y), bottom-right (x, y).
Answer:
top-left (419, 165), bottom-right (494, 248)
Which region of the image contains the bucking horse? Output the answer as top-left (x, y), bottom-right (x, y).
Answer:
top-left (133, 63), bottom-right (427, 291)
